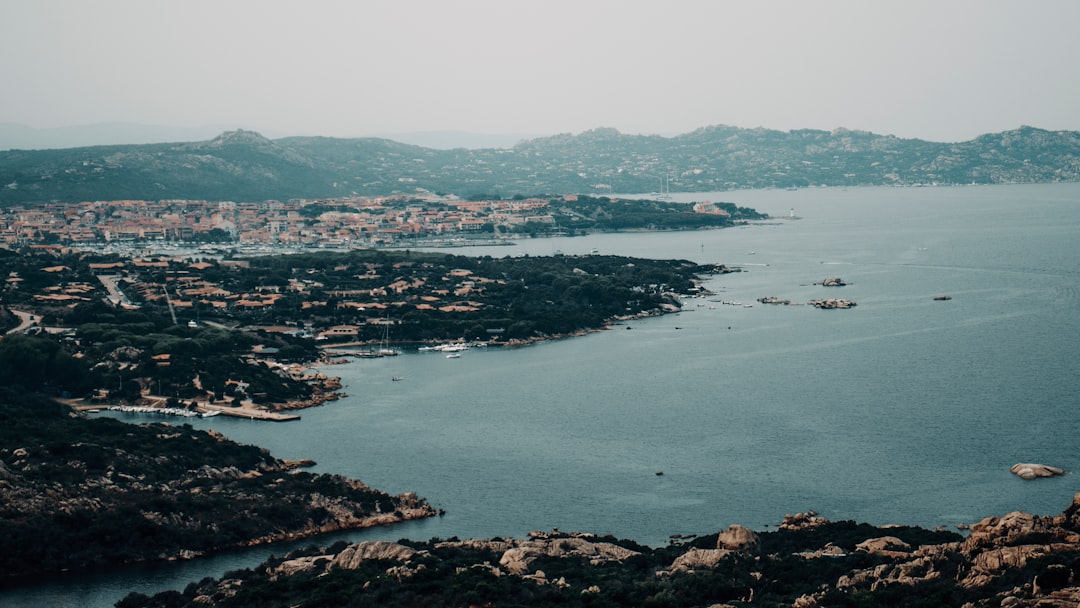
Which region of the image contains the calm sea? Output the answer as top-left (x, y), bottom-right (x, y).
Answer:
top-left (6, 183), bottom-right (1080, 607)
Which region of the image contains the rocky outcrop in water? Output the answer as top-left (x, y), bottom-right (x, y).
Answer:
top-left (809, 297), bottom-right (857, 309)
top-left (818, 277), bottom-right (848, 287)
top-left (1011, 463), bottom-right (1067, 480)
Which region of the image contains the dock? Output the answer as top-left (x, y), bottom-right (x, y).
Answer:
top-left (71, 401), bottom-right (300, 422)
top-left (200, 404), bottom-right (301, 421)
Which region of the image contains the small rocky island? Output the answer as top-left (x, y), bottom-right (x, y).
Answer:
top-left (809, 298), bottom-right (857, 309)
top-left (817, 276), bottom-right (849, 287)
top-left (1011, 463), bottom-right (1067, 480)
top-left (756, 275), bottom-right (858, 309)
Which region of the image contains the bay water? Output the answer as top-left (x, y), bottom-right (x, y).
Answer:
top-left (5, 183), bottom-right (1080, 607)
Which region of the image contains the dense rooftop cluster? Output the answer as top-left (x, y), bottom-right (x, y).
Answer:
top-left (0, 193), bottom-right (758, 248)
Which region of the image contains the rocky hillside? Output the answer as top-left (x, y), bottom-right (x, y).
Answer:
top-left (119, 495), bottom-right (1080, 607)
top-left (2, 125), bottom-right (1078, 204)
top-left (0, 389), bottom-right (434, 581)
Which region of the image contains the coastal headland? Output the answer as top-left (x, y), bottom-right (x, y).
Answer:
top-left (1, 247), bottom-right (734, 419)
top-left (119, 493), bottom-right (1080, 608)
top-left (0, 388), bottom-right (436, 582)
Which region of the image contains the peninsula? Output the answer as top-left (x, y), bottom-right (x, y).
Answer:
top-left (1, 247), bottom-right (733, 415)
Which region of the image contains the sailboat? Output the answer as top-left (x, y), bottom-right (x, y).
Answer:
top-left (359, 314), bottom-right (400, 357)
top-left (376, 315), bottom-right (399, 357)
top-left (656, 174), bottom-right (673, 200)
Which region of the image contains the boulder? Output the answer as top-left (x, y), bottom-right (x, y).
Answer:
top-left (855, 536), bottom-right (912, 555)
top-left (331, 541), bottom-right (417, 570)
top-left (272, 554), bottom-right (332, 578)
top-left (838, 556), bottom-right (940, 592)
top-left (717, 524), bottom-right (761, 553)
top-left (670, 548), bottom-right (733, 572)
top-left (961, 545), bottom-right (1055, 589)
top-left (1057, 491), bottom-right (1080, 528)
top-left (963, 511), bottom-right (1042, 551)
top-left (1010, 463), bottom-right (1066, 480)
top-left (780, 511), bottom-right (829, 531)
top-left (497, 537), bottom-right (640, 575)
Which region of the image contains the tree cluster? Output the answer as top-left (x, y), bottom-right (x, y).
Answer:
top-left (0, 388), bottom-right (426, 582)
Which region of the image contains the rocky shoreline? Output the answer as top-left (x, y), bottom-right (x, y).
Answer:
top-left (120, 493), bottom-right (1080, 608)
top-left (0, 389), bottom-right (439, 582)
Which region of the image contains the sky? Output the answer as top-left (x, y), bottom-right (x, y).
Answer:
top-left (2, 0), bottom-right (1079, 144)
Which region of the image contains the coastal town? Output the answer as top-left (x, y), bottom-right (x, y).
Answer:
top-left (0, 193), bottom-right (747, 250)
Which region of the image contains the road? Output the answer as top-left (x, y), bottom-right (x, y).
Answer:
top-left (4, 309), bottom-right (37, 335)
top-left (96, 274), bottom-right (133, 307)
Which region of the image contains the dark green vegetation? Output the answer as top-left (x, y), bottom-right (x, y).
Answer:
top-left (3, 245), bottom-right (724, 355)
top-left (119, 522), bottom-right (1080, 608)
top-left (2, 247), bottom-right (724, 409)
top-left (2, 125), bottom-right (1078, 203)
top-left (0, 388), bottom-right (432, 583)
top-left (0, 306), bottom-right (317, 405)
top-left (221, 250), bottom-right (725, 342)
top-left (507, 195), bottom-right (765, 236)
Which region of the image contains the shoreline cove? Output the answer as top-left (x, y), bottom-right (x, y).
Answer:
top-left (5, 183), bottom-right (1080, 607)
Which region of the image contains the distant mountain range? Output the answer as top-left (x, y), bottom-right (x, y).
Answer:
top-left (0, 122), bottom-right (535, 151)
top-left (0, 122), bottom-right (242, 151)
top-left (1, 125), bottom-right (1078, 204)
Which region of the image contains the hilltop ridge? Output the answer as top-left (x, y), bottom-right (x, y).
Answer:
top-left (2, 125), bottom-right (1079, 204)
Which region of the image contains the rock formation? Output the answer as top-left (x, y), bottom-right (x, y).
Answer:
top-left (668, 547), bottom-right (733, 573)
top-left (779, 510), bottom-right (829, 530)
top-left (118, 494), bottom-right (1080, 608)
top-left (834, 492), bottom-right (1080, 603)
top-left (808, 298), bottom-right (856, 309)
top-left (493, 535), bottom-right (640, 575)
top-left (854, 535), bottom-right (913, 557)
top-left (1011, 463), bottom-right (1066, 480)
top-left (332, 541), bottom-right (419, 570)
top-left (717, 524), bottom-right (761, 553)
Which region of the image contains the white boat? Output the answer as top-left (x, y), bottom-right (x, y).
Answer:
top-left (446, 353), bottom-right (461, 359)
top-left (434, 343), bottom-right (469, 352)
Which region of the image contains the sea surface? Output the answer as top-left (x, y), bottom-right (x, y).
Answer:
top-left (6, 183), bottom-right (1080, 607)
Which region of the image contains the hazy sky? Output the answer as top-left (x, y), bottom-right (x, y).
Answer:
top-left (3, 0), bottom-right (1078, 143)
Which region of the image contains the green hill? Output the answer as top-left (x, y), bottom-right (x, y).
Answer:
top-left (3, 125), bottom-right (1079, 204)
